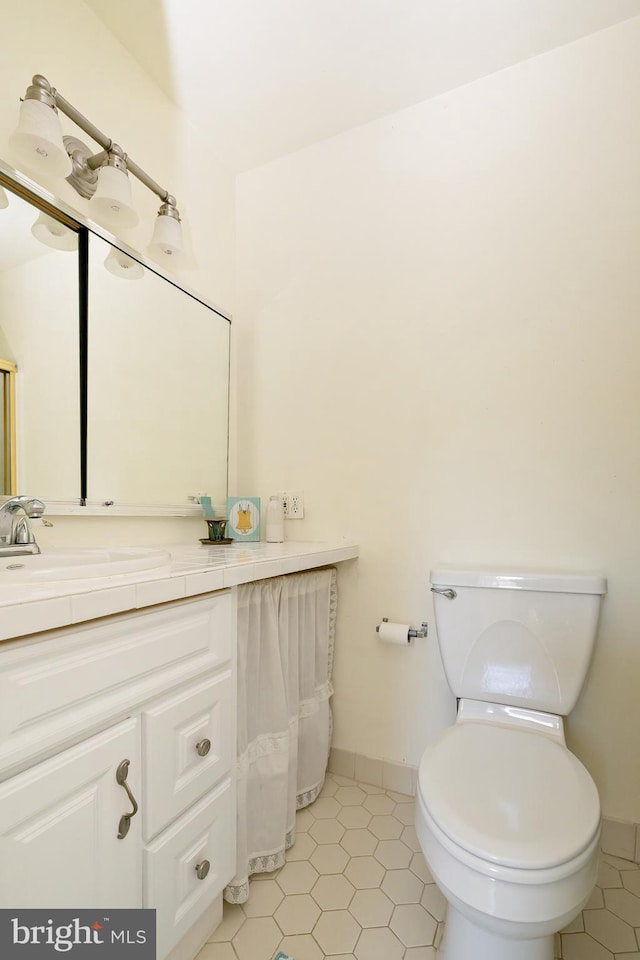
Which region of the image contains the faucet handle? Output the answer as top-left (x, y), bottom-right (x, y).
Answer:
top-left (1, 496), bottom-right (46, 518)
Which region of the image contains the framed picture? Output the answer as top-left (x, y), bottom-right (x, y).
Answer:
top-left (227, 497), bottom-right (261, 541)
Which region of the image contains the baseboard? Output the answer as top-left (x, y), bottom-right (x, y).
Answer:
top-left (330, 749), bottom-right (640, 864)
top-left (601, 817), bottom-right (640, 864)
top-left (329, 748), bottom-right (417, 797)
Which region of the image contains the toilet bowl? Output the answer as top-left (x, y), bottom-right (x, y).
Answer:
top-left (419, 568), bottom-right (607, 960)
top-left (415, 700), bottom-right (600, 959)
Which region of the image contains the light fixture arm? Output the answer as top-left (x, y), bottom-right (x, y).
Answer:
top-left (28, 74), bottom-right (176, 209)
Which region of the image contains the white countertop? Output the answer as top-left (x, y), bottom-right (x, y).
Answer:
top-left (0, 540), bottom-right (358, 643)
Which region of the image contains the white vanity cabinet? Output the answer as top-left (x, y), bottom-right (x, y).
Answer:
top-left (0, 590), bottom-right (236, 960)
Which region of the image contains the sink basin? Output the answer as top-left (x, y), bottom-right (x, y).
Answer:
top-left (0, 547), bottom-right (172, 583)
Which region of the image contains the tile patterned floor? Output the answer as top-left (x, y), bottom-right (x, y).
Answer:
top-left (196, 773), bottom-right (640, 960)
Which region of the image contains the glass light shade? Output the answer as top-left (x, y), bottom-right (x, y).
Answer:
top-left (31, 212), bottom-right (78, 251)
top-left (149, 213), bottom-right (182, 259)
top-left (149, 214), bottom-right (182, 260)
top-left (8, 99), bottom-right (72, 178)
top-left (104, 246), bottom-right (144, 280)
top-left (0, 185), bottom-right (9, 210)
top-left (89, 164), bottom-right (139, 229)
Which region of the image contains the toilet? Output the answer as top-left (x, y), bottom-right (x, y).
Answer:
top-left (415, 567), bottom-right (607, 960)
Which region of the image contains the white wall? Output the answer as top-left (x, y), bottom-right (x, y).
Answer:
top-left (1, 1), bottom-right (236, 544)
top-left (235, 18), bottom-right (640, 822)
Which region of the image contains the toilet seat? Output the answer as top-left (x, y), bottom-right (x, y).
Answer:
top-left (418, 719), bottom-right (600, 872)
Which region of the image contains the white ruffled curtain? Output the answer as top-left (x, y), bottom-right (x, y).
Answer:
top-left (224, 567), bottom-right (337, 904)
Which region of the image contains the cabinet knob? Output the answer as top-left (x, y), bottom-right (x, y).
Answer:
top-left (196, 738), bottom-right (211, 757)
top-left (195, 859), bottom-right (210, 881)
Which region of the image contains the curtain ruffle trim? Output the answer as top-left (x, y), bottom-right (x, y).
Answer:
top-left (223, 778), bottom-right (324, 904)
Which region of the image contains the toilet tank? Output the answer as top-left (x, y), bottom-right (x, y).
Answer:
top-left (430, 568), bottom-right (607, 714)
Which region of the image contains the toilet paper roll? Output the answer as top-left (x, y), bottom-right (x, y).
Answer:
top-left (376, 621), bottom-right (411, 645)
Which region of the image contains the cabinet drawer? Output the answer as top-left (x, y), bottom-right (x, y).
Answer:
top-left (0, 592), bottom-right (232, 776)
top-left (144, 776), bottom-right (235, 960)
top-left (142, 671), bottom-right (235, 839)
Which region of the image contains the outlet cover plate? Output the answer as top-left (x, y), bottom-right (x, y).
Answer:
top-left (281, 490), bottom-right (304, 518)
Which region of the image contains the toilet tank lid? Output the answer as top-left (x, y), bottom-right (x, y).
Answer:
top-left (430, 567), bottom-right (607, 595)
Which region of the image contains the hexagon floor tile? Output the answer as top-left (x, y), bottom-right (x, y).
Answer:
top-left (198, 773), bottom-right (640, 960)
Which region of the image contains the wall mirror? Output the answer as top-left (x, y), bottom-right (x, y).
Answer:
top-left (0, 175), bottom-right (81, 502)
top-left (87, 233), bottom-right (230, 509)
top-left (0, 163), bottom-right (230, 514)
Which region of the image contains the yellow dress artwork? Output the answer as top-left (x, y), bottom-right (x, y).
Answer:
top-left (228, 498), bottom-right (260, 540)
top-left (236, 506), bottom-right (253, 534)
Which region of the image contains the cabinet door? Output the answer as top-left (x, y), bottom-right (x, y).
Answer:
top-left (143, 671), bottom-right (234, 839)
top-left (145, 776), bottom-right (235, 960)
top-left (0, 718), bottom-right (141, 908)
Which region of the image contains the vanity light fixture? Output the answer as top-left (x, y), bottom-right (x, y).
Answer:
top-left (31, 211), bottom-right (78, 251)
top-left (104, 246), bottom-right (144, 280)
top-left (9, 75), bottom-right (183, 261)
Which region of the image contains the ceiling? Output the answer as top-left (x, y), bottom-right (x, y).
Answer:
top-left (83, 0), bottom-right (640, 171)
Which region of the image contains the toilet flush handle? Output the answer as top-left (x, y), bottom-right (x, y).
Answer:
top-left (430, 586), bottom-right (457, 600)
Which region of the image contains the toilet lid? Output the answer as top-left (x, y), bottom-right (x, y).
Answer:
top-left (418, 722), bottom-right (600, 870)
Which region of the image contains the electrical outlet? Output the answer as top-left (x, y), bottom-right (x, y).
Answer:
top-left (280, 490), bottom-right (304, 519)
top-left (287, 490), bottom-right (304, 519)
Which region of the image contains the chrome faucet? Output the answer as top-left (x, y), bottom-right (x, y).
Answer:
top-left (0, 496), bottom-right (46, 557)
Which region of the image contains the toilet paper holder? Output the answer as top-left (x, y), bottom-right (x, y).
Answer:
top-left (376, 618), bottom-right (428, 640)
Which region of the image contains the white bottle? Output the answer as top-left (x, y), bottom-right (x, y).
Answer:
top-left (266, 495), bottom-right (284, 542)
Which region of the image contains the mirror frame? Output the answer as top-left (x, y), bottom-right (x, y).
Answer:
top-left (0, 159), bottom-right (232, 517)
top-left (0, 358), bottom-right (16, 495)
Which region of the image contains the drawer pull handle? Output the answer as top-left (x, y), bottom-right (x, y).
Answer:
top-left (195, 860), bottom-right (210, 881)
top-left (196, 738), bottom-right (211, 757)
top-left (116, 758), bottom-right (139, 840)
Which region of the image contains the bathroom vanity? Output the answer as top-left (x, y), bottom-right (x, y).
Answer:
top-left (0, 540), bottom-right (357, 960)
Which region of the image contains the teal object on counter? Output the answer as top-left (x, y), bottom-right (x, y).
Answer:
top-left (200, 495), bottom-right (215, 517)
